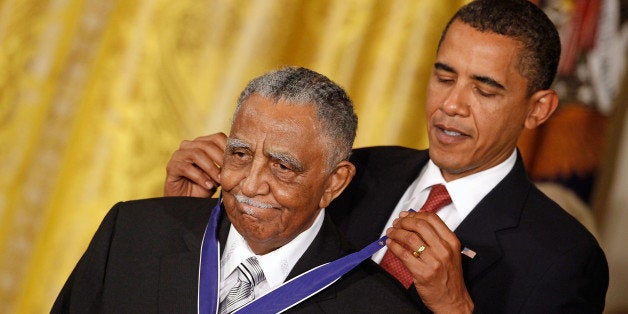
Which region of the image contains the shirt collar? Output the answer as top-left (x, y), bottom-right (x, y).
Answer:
top-left (417, 149), bottom-right (517, 217)
top-left (220, 208), bottom-right (325, 289)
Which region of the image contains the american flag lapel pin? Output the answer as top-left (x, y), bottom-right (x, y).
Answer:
top-left (461, 247), bottom-right (477, 259)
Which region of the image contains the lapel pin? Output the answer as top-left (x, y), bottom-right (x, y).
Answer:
top-left (461, 247), bottom-right (477, 259)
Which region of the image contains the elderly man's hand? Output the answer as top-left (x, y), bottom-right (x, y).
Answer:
top-left (164, 133), bottom-right (227, 197)
top-left (386, 211), bottom-right (474, 314)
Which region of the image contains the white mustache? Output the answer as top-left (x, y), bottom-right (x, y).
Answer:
top-left (234, 194), bottom-right (275, 210)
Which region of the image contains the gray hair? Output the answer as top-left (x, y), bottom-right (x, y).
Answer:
top-left (233, 67), bottom-right (358, 169)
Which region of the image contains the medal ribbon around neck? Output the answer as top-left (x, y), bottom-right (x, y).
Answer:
top-left (198, 194), bottom-right (388, 314)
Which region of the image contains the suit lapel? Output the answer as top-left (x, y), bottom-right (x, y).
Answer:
top-left (285, 213), bottom-right (356, 303)
top-left (158, 249), bottom-right (201, 312)
top-left (157, 198), bottom-right (218, 312)
top-left (331, 147), bottom-right (429, 249)
top-left (454, 155), bottom-right (531, 284)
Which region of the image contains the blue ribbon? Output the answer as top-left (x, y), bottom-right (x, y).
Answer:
top-left (236, 234), bottom-right (387, 313)
top-left (198, 198), bottom-right (222, 314)
top-left (198, 196), bottom-right (388, 314)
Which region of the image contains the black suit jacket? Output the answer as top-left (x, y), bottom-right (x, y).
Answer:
top-left (52, 197), bottom-right (419, 313)
top-left (329, 146), bottom-right (608, 313)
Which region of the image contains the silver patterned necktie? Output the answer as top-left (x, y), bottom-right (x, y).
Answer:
top-left (219, 256), bottom-right (266, 314)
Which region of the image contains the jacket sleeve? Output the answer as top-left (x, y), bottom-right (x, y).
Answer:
top-left (51, 203), bottom-right (123, 313)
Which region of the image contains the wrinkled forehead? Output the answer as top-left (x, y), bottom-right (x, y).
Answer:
top-left (230, 96), bottom-right (327, 155)
top-left (233, 96), bottom-right (321, 132)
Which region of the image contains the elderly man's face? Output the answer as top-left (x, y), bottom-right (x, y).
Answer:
top-left (220, 94), bottom-right (349, 255)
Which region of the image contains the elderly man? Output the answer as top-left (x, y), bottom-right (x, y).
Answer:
top-left (52, 67), bottom-right (418, 313)
top-left (163, 0), bottom-right (609, 312)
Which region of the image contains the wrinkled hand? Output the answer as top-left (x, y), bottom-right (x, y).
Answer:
top-left (164, 133), bottom-right (227, 197)
top-left (386, 211), bottom-right (474, 313)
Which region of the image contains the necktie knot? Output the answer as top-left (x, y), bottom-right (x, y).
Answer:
top-left (420, 184), bottom-right (451, 213)
top-left (219, 256), bottom-right (265, 313)
top-left (237, 256), bottom-right (266, 286)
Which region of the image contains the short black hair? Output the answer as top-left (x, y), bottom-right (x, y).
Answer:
top-left (438, 0), bottom-right (561, 95)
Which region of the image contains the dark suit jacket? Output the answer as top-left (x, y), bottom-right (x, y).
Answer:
top-left (52, 197), bottom-right (419, 313)
top-left (329, 146), bottom-right (609, 313)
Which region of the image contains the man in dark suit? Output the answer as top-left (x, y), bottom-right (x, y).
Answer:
top-left (162, 1), bottom-right (609, 312)
top-left (52, 67), bottom-right (418, 313)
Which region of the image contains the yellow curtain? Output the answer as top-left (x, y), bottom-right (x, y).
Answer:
top-left (0, 0), bottom-right (467, 312)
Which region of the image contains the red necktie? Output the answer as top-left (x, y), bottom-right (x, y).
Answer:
top-left (380, 184), bottom-right (452, 288)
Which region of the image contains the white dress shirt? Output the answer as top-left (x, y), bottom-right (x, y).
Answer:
top-left (372, 149), bottom-right (517, 263)
top-left (219, 208), bottom-right (325, 301)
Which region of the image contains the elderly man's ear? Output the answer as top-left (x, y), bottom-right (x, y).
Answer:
top-left (319, 161), bottom-right (356, 209)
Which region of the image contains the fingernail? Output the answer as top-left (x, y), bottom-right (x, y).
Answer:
top-left (205, 181), bottom-right (214, 189)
